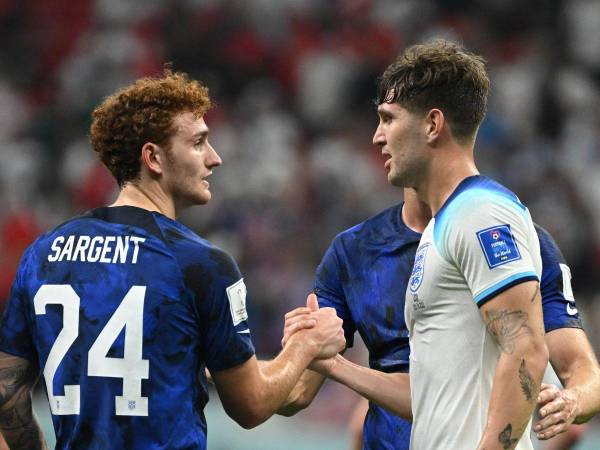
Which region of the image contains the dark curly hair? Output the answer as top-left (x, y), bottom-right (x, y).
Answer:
top-left (376, 40), bottom-right (489, 141)
top-left (90, 70), bottom-right (212, 187)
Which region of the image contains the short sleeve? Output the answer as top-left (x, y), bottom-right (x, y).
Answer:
top-left (535, 225), bottom-right (583, 332)
top-left (436, 192), bottom-right (541, 307)
top-left (190, 248), bottom-right (255, 372)
top-left (314, 240), bottom-right (356, 347)
top-left (0, 248), bottom-right (38, 361)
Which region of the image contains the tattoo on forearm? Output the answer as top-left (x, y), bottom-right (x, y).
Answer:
top-left (484, 310), bottom-right (532, 354)
top-left (0, 357), bottom-right (47, 449)
top-left (1, 420), bottom-right (46, 450)
top-left (0, 394), bottom-right (46, 450)
top-left (0, 365), bottom-right (29, 406)
top-left (518, 359), bottom-right (534, 402)
top-left (498, 423), bottom-right (518, 449)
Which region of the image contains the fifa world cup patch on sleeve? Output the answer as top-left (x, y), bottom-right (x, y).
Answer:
top-left (226, 278), bottom-right (248, 325)
top-left (476, 224), bottom-right (522, 269)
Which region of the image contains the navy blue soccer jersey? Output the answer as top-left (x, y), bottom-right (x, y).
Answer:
top-left (315, 204), bottom-right (582, 450)
top-left (0, 206), bottom-right (255, 450)
top-left (535, 223), bottom-right (583, 332)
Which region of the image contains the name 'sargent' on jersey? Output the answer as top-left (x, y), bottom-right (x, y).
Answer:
top-left (47, 235), bottom-right (146, 264)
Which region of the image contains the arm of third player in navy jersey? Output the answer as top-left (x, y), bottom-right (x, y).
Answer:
top-left (534, 328), bottom-right (600, 439)
top-left (531, 228), bottom-right (600, 439)
top-left (0, 352), bottom-right (48, 450)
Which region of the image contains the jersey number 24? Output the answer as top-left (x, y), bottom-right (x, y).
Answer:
top-left (34, 284), bottom-right (149, 416)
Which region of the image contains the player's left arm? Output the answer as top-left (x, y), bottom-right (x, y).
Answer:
top-left (477, 281), bottom-right (549, 450)
top-left (534, 328), bottom-right (600, 439)
top-left (0, 351), bottom-right (48, 450)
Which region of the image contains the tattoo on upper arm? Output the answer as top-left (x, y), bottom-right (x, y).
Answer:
top-left (529, 286), bottom-right (539, 303)
top-left (518, 359), bottom-right (534, 402)
top-left (498, 423), bottom-right (518, 449)
top-left (484, 310), bottom-right (532, 354)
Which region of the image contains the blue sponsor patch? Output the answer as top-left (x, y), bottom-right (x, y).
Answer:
top-left (476, 224), bottom-right (521, 269)
top-left (409, 243), bottom-right (430, 293)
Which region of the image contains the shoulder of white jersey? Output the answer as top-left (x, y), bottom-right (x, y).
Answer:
top-left (433, 176), bottom-right (529, 260)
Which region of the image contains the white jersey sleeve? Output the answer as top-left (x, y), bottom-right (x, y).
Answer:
top-left (435, 190), bottom-right (542, 307)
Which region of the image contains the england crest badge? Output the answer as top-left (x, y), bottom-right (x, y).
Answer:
top-left (409, 243), bottom-right (430, 293)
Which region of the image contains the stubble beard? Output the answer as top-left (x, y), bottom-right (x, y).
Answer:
top-left (389, 159), bottom-right (423, 189)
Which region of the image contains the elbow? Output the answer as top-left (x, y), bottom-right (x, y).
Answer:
top-left (236, 413), bottom-right (265, 430)
top-left (525, 336), bottom-right (549, 376)
top-left (277, 393), bottom-right (312, 417)
top-left (223, 398), bottom-right (271, 430)
top-left (535, 337), bottom-right (550, 367)
top-left (226, 408), bottom-right (266, 430)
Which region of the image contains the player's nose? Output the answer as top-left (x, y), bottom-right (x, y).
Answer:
top-left (372, 125), bottom-right (385, 146)
top-left (207, 143), bottom-right (222, 168)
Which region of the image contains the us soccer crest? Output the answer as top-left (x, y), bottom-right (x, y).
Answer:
top-left (409, 243), bottom-right (430, 293)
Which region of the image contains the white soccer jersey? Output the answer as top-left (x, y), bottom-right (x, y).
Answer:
top-left (405, 176), bottom-right (542, 450)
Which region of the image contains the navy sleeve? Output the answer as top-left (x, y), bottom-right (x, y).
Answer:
top-left (190, 248), bottom-right (255, 372)
top-left (536, 225), bottom-right (583, 332)
top-left (314, 239), bottom-right (356, 347)
top-left (0, 246), bottom-right (38, 361)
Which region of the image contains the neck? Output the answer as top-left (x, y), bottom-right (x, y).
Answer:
top-left (111, 182), bottom-right (177, 219)
top-left (402, 189), bottom-right (431, 233)
top-left (414, 143), bottom-right (479, 215)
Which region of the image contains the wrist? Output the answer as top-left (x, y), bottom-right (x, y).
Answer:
top-left (319, 354), bottom-right (341, 377)
top-left (564, 387), bottom-right (582, 419)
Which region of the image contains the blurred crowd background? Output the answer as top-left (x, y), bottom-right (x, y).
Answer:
top-left (1, 0), bottom-right (600, 448)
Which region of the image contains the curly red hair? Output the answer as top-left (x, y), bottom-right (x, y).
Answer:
top-left (90, 70), bottom-right (212, 187)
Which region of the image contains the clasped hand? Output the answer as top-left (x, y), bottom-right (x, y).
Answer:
top-left (281, 293), bottom-right (345, 360)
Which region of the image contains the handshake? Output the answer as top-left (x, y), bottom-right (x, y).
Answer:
top-left (281, 294), bottom-right (346, 367)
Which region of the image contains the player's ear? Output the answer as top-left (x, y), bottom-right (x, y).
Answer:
top-left (424, 109), bottom-right (444, 145)
top-left (141, 142), bottom-right (164, 176)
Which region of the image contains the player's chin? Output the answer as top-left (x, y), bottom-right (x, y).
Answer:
top-left (197, 190), bottom-right (212, 204)
top-left (190, 189), bottom-right (212, 205)
top-left (388, 171), bottom-right (404, 187)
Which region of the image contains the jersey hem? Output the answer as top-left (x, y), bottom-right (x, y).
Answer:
top-left (206, 349), bottom-right (255, 373)
top-left (545, 322), bottom-right (584, 333)
top-left (475, 275), bottom-right (539, 307)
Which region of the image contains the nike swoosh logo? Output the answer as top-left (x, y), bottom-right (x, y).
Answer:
top-left (567, 303), bottom-right (578, 316)
top-left (237, 329), bottom-right (251, 334)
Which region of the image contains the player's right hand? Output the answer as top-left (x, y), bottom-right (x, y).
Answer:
top-left (534, 383), bottom-right (578, 440)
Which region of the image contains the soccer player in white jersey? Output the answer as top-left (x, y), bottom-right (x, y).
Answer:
top-left (380, 40), bottom-right (546, 450)
top-left (321, 40), bottom-right (546, 450)
top-left (376, 42), bottom-right (550, 450)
